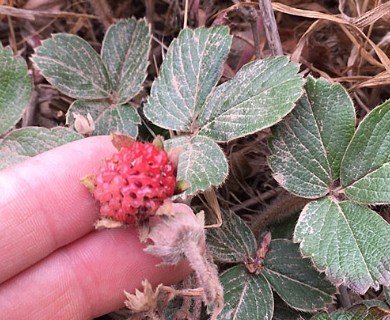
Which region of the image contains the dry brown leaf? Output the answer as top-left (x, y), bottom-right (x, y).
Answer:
top-left (273, 2), bottom-right (390, 72)
top-left (124, 280), bottom-right (162, 313)
top-left (337, 23), bottom-right (385, 69)
top-left (0, 4), bottom-right (96, 20)
top-left (291, 19), bottom-right (326, 63)
top-left (353, 71), bottom-right (390, 90)
top-left (351, 2), bottom-right (390, 28)
top-left (201, 188), bottom-right (222, 228)
top-left (272, 2), bottom-right (347, 22)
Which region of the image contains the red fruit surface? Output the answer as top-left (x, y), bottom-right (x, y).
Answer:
top-left (93, 142), bottom-right (177, 224)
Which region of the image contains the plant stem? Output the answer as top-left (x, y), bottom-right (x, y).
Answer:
top-left (338, 285), bottom-right (352, 308)
top-left (234, 1), bottom-right (262, 59)
top-left (257, 0), bottom-right (283, 56)
top-left (185, 242), bottom-right (223, 319)
top-left (251, 192), bottom-right (309, 240)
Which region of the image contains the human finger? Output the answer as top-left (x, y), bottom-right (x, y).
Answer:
top-left (0, 136), bottom-right (115, 283)
top-left (0, 227), bottom-right (190, 319)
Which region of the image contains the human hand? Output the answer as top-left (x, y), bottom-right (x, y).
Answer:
top-left (0, 136), bottom-right (190, 319)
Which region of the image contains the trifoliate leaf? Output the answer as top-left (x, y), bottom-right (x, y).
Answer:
top-left (0, 46), bottom-right (32, 135)
top-left (0, 127), bottom-right (82, 170)
top-left (94, 104), bottom-right (140, 138)
top-left (144, 26), bottom-right (231, 131)
top-left (198, 57), bottom-right (304, 142)
top-left (101, 18), bottom-right (151, 104)
top-left (294, 198), bottom-right (390, 294)
top-left (164, 135), bottom-right (228, 194)
top-left (32, 34), bottom-right (111, 99)
top-left (268, 77), bottom-right (355, 198)
top-left (341, 101), bottom-right (390, 204)
top-left (206, 210), bottom-right (257, 263)
top-left (263, 239), bottom-right (336, 312)
top-left (219, 265), bottom-right (273, 320)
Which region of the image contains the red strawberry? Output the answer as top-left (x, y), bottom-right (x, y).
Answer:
top-left (92, 141), bottom-right (177, 225)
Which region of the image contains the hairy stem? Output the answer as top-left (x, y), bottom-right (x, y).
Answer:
top-left (251, 192), bottom-right (309, 240)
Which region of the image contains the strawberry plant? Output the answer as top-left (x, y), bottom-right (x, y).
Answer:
top-left (0, 42), bottom-right (32, 136)
top-left (32, 18), bottom-right (150, 138)
top-left (211, 77), bottom-right (390, 319)
top-left (1, 17), bottom-right (389, 320)
top-left (269, 78), bottom-right (390, 295)
top-left (0, 43), bottom-right (81, 169)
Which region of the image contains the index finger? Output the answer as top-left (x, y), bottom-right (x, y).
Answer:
top-left (0, 135), bottom-right (115, 283)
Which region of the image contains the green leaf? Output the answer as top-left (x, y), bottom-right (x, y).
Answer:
top-left (206, 210), bottom-right (257, 263)
top-left (294, 198), bottom-right (390, 294)
top-left (312, 304), bottom-right (390, 320)
top-left (164, 135), bottom-right (228, 194)
top-left (219, 265), bottom-right (273, 320)
top-left (94, 104), bottom-right (140, 138)
top-left (311, 312), bottom-right (332, 320)
top-left (0, 46), bottom-right (32, 135)
top-left (67, 100), bottom-right (140, 138)
top-left (101, 18), bottom-right (151, 104)
top-left (263, 239), bottom-right (336, 312)
top-left (32, 34), bottom-right (111, 99)
top-left (198, 57), bottom-right (304, 142)
top-left (0, 127), bottom-right (82, 170)
top-left (144, 26), bottom-right (231, 131)
top-left (0, 152), bottom-right (29, 170)
top-left (384, 286), bottom-right (390, 306)
top-left (273, 295), bottom-right (310, 320)
top-left (268, 212), bottom-right (300, 240)
top-left (0, 127), bottom-right (82, 155)
top-left (304, 77), bottom-right (355, 177)
top-left (341, 101), bottom-right (390, 204)
top-left (66, 100), bottom-right (109, 128)
top-left (360, 299), bottom-right (390, 309)
top-left (268, 77), bottom-right (355, 198)
top-left (344, 164), bottom-right (390, 204)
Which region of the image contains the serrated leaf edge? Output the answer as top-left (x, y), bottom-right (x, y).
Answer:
top-left (344, 162), bottom-right (390, 205)
top-left (31, 33), bottom-right (111, 99)
top-left (101, 18), bottom-right (151, 103)
top-left (221, 266), bottom-right (274, 320)
top-left (144, 26), bottom-right (231, 132)
top-left (293, 199), bottom-right (386, 294)
top-left (206, 210), bottom-right (257, 263)
top-left (199, 58), bottom-right (305, 142)
top-left (94, 104), bottom-right (141, 138)
top-left (340, 100), bottom-right (390, 188)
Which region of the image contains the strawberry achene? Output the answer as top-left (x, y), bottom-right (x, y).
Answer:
top-left (93, 142), bottom-right (177, 224)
